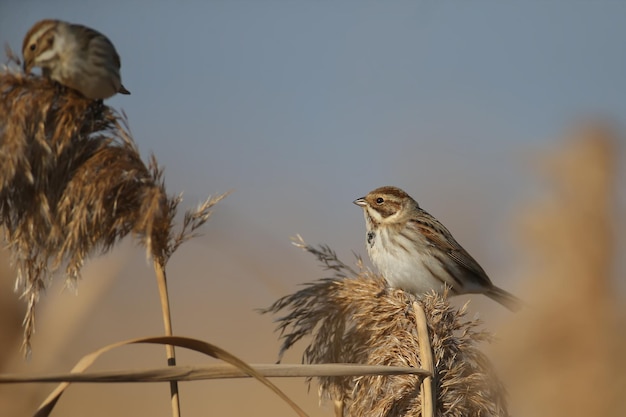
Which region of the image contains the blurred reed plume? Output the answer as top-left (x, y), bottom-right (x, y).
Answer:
top-left (264, 237), bottom-right (509, 417)
top-left (500, 123), bottom-right (626, 417)
top-left (0, 67), bottom-right (224, 354)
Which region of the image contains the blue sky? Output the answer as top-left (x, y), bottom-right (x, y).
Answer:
top-left (1, 0), bottom-right (624, 291)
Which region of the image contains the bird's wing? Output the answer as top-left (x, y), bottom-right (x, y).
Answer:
top-left (409, 210), bottom-right (493, 287)
top-left (71, 23), bottom-right (122, 68)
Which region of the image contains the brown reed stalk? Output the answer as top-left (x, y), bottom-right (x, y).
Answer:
top-left (263, 236), bottom-right (509, 417)
top-left (0, 64), bottom-right (225, 416)
top-left (413, 301), bottom-right (435, 417)
top-left (0, 363), bottom-right (428, 384)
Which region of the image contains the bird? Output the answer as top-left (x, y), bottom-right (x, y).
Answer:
top-left (22, 19), bottom-right (130, 100)
top-left (354, 185), bottom-right (521, 311)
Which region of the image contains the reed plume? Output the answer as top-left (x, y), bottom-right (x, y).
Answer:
top-left (501, 123), bottom-right (626, 417)
top-left (0, 67), bottom-right (224, 355)
top-left (264, 237), bottom-right (509, 417)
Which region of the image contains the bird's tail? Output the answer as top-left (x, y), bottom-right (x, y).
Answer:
top-left (486, 285), bottom-right (522, 312)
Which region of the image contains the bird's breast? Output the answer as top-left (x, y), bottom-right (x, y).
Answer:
top-left (367, 227), bottom-right (453, 295)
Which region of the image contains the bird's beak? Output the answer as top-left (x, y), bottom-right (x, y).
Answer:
top-left (353, 197), bottom-right (367, 207)
top-left (23, 60), bottom-right (32, 74)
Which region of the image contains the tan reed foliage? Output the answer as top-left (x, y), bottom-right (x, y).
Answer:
top-left (500, 123), bottom-right (626, 417)
top-left (0, 68), bottom-right (224, 354)
top-left (264, 237), bottom-right (509, 417)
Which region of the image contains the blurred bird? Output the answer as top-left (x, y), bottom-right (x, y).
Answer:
top-left (22, 19), bottom-right (130, 99)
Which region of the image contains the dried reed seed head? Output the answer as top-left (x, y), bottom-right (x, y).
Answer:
top-left (0, 69), bottom-right (177, 352)
top-left (265, 242), bottom-right (508, 417)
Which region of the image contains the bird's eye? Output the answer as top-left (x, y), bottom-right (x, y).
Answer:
top-left (376, 197), bottom-right (384, 204)
top-left (29, 44), bottom-right (36, 51)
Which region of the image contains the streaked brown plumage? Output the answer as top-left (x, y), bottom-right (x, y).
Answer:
top-left (22, 19), bottom-right (130, 99)
top-left (354, 186), bottom-right (521, 311)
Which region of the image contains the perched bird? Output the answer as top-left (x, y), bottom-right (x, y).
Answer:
top-left (22, 19), bottom-right (130, 100)
top-left (354, 186), bottom-right (521, 311)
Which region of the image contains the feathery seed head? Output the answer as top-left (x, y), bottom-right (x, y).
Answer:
top-left (264, 239), bottom-right (509, 416)
top-left (0, 65), bottom-right (223, 353)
